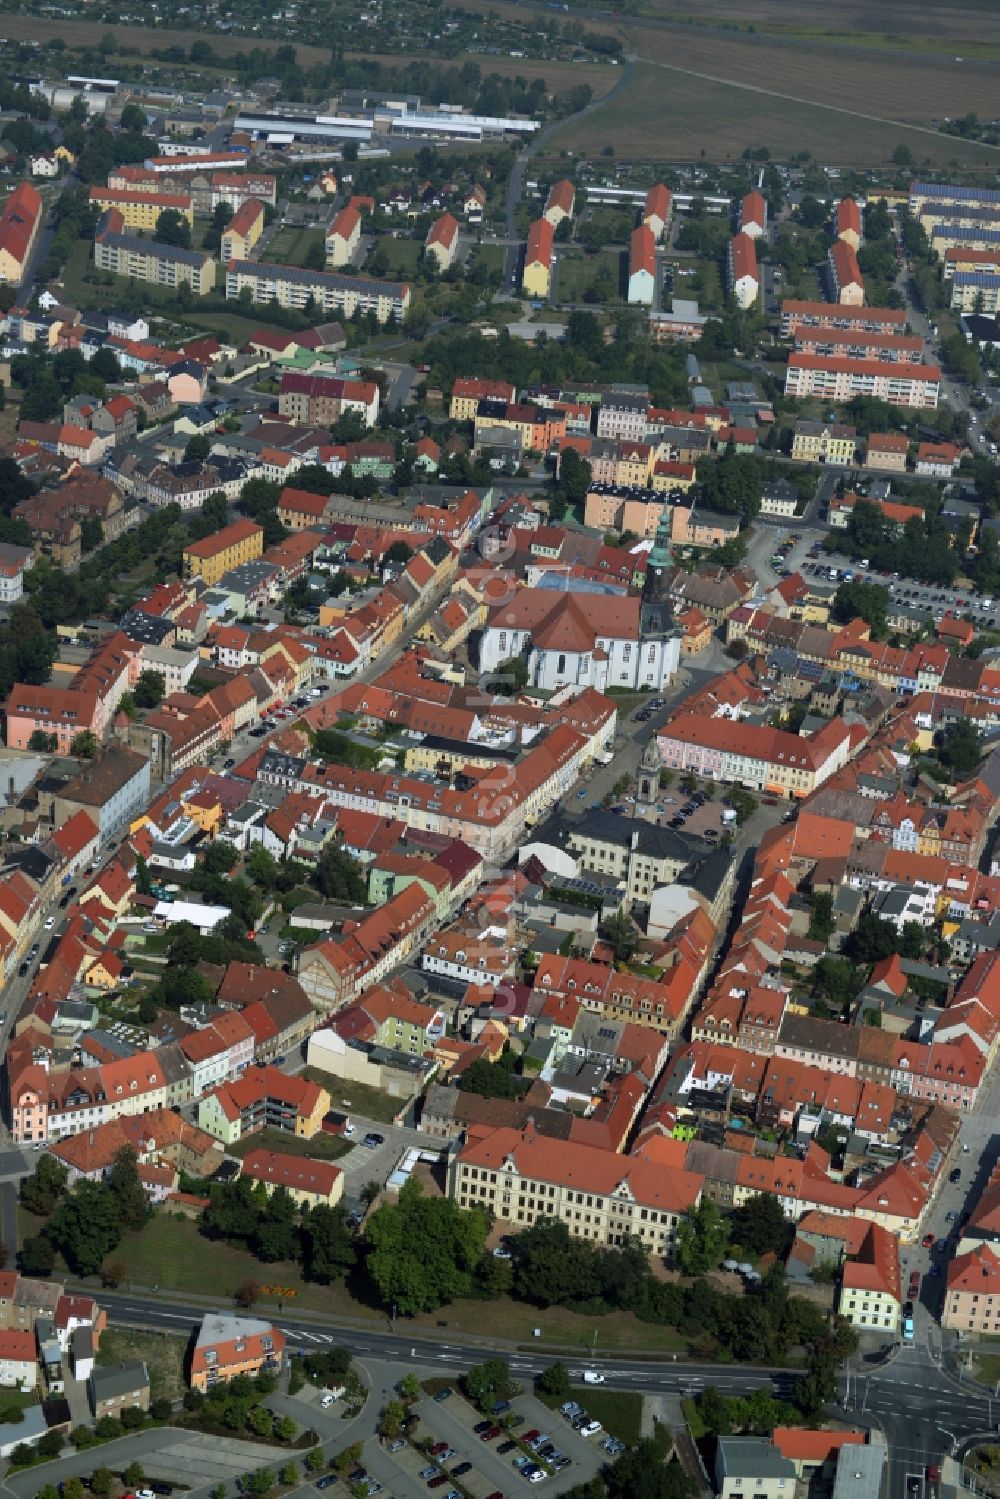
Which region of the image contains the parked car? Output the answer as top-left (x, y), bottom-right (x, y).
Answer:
top-left (362, 1132), bottom-right (385, 1148)
top-left (433, 1386), bottom-right (453, 1402)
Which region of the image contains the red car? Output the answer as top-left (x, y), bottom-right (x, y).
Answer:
top-left (921, 1232), bottom-right (935, 1248)
top-left (909, 1271), bottom-right (921, 1297)
top-left (481, 1426), bottom-right (502, 1442)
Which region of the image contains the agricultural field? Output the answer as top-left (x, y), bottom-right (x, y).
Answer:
top-left (555, 58), bottom-right (1000, 167)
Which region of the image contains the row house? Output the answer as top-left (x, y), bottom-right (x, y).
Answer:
top-left (657, 713), bottom-right (853, 798)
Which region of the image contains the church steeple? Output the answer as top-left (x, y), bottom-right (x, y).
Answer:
top-left (644, 503), bottom-right (673, 602)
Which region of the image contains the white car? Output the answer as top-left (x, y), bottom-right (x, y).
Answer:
top-left (43, 916), bottom-right (55, 929)
top-left (580, 1421), bottom-right (603, 1437)
top-left (582, 1370), bottom-right (605, 1385)
top-left (321, 1393), bottom-right (336, 1408)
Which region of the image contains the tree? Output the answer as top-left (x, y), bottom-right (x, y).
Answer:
top-left (27, 729), bottom-right (56, 751)
top-left (254, 1188), bottom-right (298, 1263)
top-left (604, 908), bottom-right (640, 964)
top-left (938, 717), bottom-right (982, 774)
top-left (536, 1361), bottom-right (571, 1400)
top-left (491, 654), bottom-right (529, 695)
top-left (90, 346), bottom-right (121, 382)
top-left (280, 1462), bottom-right (300, 1485)
top-left (89, 1468), bottom-right (114, 1498)
top-left (156, 208), bottom-right (191, 248)
top-left (465, 1358), bottom-right (512, 1411)
top-left (605, 1444), bottom-right (695, 1499)
top-left (300, 1204), bottom-right (356, 1284)
top-left (184, 432), bottom-right (211, 462)
top-left (306, 1447), bottom-right (325, 1472)
top-left (236, 1277), bottom-right (260, 1309)
top-left (19, 1235), bottom-right (55, 1276)
top-left (247, 844), bottom-right (279, 890)
top-left (731, 1193), bottom-right (792, 1257)
top-left (313, 842), bottom-right (366, 903)
top-left (103, 1260), bottom-right (127, 1289)
top-left (457, 1056), bottom-right (522, 1100)
top-left (37, 1430), bottom-right (64, 1459)
top-left (832, 579), bottom-right (889, 639)
top-left (20, 1154), bottom-right (68, 1216)
top-left (80, 516), bottom-right (103, 554)
top-left (727, 788), bottom-right (757, 825)
top-left (45, 1179), bottom-right (123, 1275)
top-left (71, 730), bottom-right (98, 758)
top-left (365, 1177), bottom-right (489, 1315)
top-left (107, 1146), bottom-right (149, 1231)
top-left (675, 1198), bottom-right (730, 1274)
top-left (793, 1349), bottom-right (837, 1417)
top-left (398, 1372), bottom-right (422, 1400)
top-left (696, 1385), bottom-right (733, 1436)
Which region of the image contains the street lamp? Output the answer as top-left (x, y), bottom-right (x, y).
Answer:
top-left (939, 1426), bottom-right (957, 1454)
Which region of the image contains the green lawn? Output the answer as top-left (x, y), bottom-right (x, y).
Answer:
top-left (975, 1353), bottom-right (1000, 1387)
top-left (228, 1126), bottom-right (352, 1163)
top-left (266, 225), bottom-right (326, 268)
top-left (371, 237), bottom-right (424, 276)
top-left (302, 1068), bottom-right (410, 1125)
top-left (536, 1385), bottom-right (643, 1445)
top-left (554, 248), bottom-right (624, 305)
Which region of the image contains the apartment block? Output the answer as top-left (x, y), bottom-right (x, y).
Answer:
top-left (88, 188), bottom-right (194, 230)
top-left (94, 232), bottom-right (216, 295)
top-left (190, 1313), bottom-right (284, 1393)
top-left (728, 232), bottom-right (758, 310)
top-left (325, 204), bottom-right (361, 268)
top-left (522, 217), bottom-right (554, 298)
top-left (780, 301), bottom-right (907, 338)
top-left (183, 518), bottom-right (264, 586)
top-left (628, 225), bottom-right (656, 306)
top-left (221, 199), bottom-right (264, 263)
top-left (225, 260), bottom-right (410, 323)
top-left (785, 354), bottom-right (940, 409)
top-left (828, 240), bottom-right (864, 305)
top-left (0, 181), bottom-right (42, 286)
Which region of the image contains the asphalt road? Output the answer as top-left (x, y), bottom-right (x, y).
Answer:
top-left (101, 1289), bottom-right (800, 1397)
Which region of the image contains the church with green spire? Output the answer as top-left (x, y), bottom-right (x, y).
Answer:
top-left (640, 501), bottom-right (679, 671)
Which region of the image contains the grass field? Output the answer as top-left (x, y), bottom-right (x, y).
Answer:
top-left (228, 1126), bottom-right (352, 1163)
top-left (536, 1386), bottom-right (643, 1445)
top-left (301, 1068), bottom-right (410, 1124)
top-left (97, 1327), bottom-right (188, 1402)
top-left (554, 249), bottom-right (624, 305)
top-left (265, 226), bottom-right (326, 268)
top-left (370, 237), bottom-right (424, 276)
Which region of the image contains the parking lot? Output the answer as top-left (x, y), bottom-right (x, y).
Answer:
top-left (800, 557), bottom-right (997, 629)
top-left (343, 1382), bottom-right (605, 1499)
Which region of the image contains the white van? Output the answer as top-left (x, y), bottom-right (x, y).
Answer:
top-left (583, 1371), bottom-right (605, 1385)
